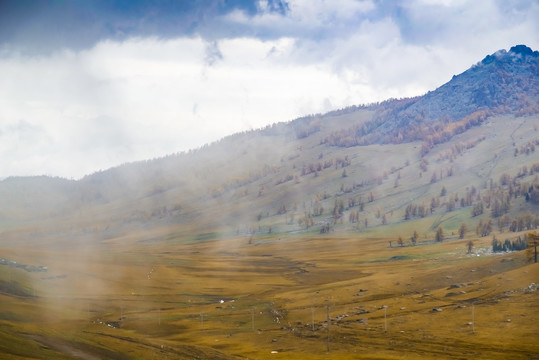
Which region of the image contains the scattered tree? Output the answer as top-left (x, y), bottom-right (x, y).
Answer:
top-left (492, 234), bottom-right (529, 253)
top-left (411, 230), bottom-right (418, 246)
top-left (476, 218), bottom-right (493, 237)
top-left (472, 201), bottom-right (484, 216)
top-left (435, 226), bottom-right (444, 242)
top-left (319, 223), bottom-right (331, 234)
top-left (528, 232), bottom-right (539, 263)
top-left (467, 240), bottom-right (474, 254)
top-left (458, 223), bottom-right (468, 239)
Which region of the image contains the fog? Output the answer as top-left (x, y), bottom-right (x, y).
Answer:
top-left (1, 2), bottom-right (538, 359)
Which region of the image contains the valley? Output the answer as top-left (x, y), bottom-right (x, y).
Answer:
top-left (1, 46), bottom-right (538, 359)
top-left (1, 223), bottom-right (538, 359)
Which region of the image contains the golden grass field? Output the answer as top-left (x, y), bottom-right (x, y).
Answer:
top-left (1, 222), bottom-right (538, 359)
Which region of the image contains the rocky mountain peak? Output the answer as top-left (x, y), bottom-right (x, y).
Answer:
top-left (321, 45), bottom-right (538, 151)
top-left (481, 44), bottom-right (539, 65)
top-left (509, 44), bottom-right (538, 57)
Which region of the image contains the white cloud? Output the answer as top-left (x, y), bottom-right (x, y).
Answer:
top-left (1, 0), bottom-right (538, 179)
top-left (225, 0), bottom-right (376, 39)
top-left (0, 36), bottom-right (367, 178)
top-left (415, 0), bottom-right (467, 6)
top-left (284, 0), bottom-right (376, 22)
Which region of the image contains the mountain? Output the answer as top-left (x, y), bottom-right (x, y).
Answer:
top-left (416, 45), bottom-right (538, 119)
top-left (322, 45), bottom-right (539, 149)
top-left (0, 45), bottom-right (538, 239)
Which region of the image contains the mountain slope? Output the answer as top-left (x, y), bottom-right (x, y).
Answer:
top-left (402, 44), bottom-right (539, 121)
top-left (323, 45), bottom-right (539, 149)
top-left (0, 45), bottom-right (538, 240)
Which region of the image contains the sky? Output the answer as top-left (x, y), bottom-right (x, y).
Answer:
top-left (0, 0), bottom-right (538, 179)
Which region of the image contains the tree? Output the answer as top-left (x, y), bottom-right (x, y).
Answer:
top-left (435, 226), bottom-right (444, 242)
top-left (319, 223), bottom-right (331, 234)
top-left (472, 201), bottom-right (484, 216)
top-left (458, 223), bottom-right (468, 239)
top-left (348, 211), bottom-right (358, 224)
top-left (492, 237), bottom-right (503, 252)
top-left (333, 199), bottom-right (344, 218)
top-left (476, 218), bottom-right (492, 237)
top-left (411, 230), bottom-right (418, 246)
top-left (528, 232), bottom-right (539, 263)
top-left (467, 240), bottom-right (474, 254)
top-left (430, 197), bottom-right (438, 213)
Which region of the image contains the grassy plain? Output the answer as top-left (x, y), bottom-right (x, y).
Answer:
top-left (1, 222), bottom-right (538, 359)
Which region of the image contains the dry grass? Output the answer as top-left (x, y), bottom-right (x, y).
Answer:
top-left (1, 224), bottom-right (538, 359)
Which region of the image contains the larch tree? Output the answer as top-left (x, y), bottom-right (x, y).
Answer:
top-left (528, 232), bottom-right (539, 263)
top-left (411, 230), bottom-right (418, 246)
top-left (435, 226), bottom-right (444, 242)
top-left (458, 223), bottom-right (468, 239)
top-left (467, 240), bottom-right (474, 254)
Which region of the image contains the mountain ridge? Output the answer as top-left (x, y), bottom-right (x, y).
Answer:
top-left (322, 44), bottom-right (539, 149)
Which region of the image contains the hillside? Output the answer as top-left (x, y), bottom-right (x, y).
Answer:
top-left (1, 46), bottom-right (538, 241)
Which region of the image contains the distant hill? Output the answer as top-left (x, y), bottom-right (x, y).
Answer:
top-left (1, 45), bottom-right (538, 241)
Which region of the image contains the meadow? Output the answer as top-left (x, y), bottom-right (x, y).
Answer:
top-left (1, 221), bottom-right (537, 359)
